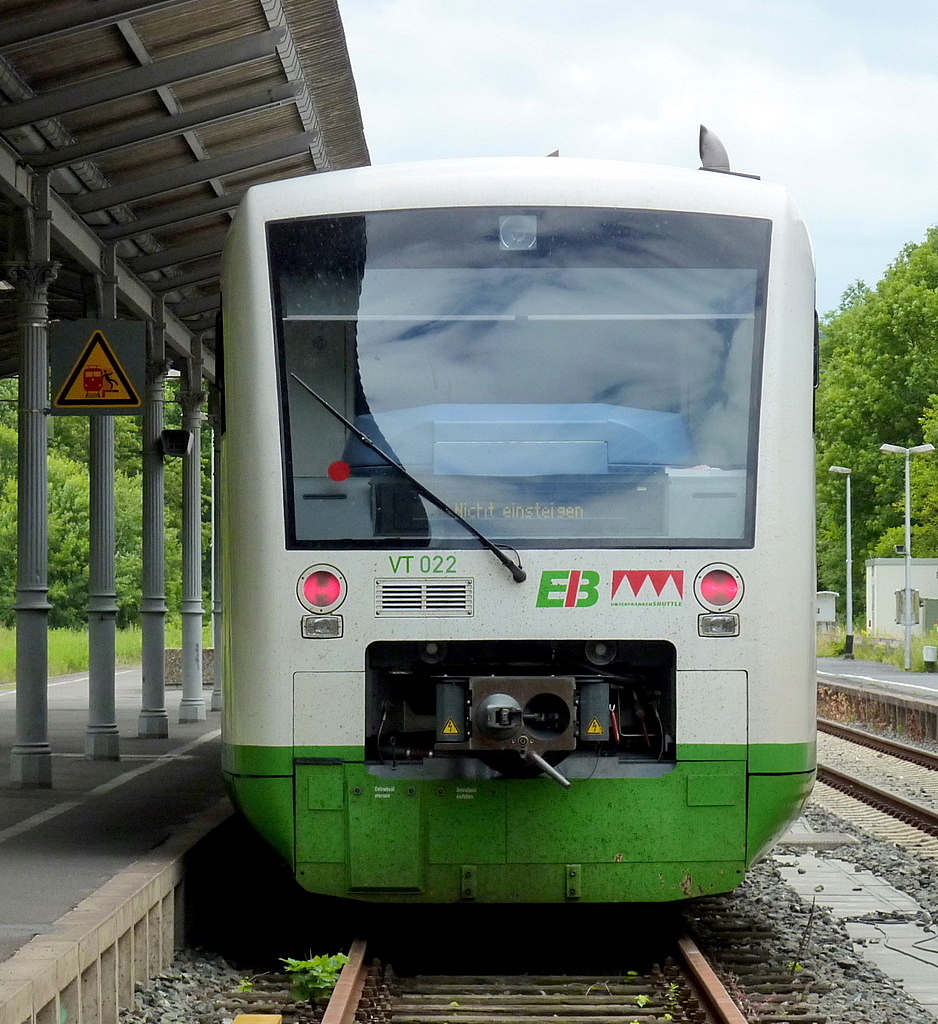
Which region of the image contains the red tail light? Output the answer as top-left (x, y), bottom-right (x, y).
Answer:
top-left (297, 565), bottom-right (347, 612)
top-left (694, 564), bottom-right (743, 611)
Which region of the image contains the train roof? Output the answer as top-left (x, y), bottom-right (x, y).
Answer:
top-left (232, 155), bottom-right (802, 227)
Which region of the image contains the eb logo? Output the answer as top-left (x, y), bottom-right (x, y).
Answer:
top-left (535, 570), bottom-right (600, 608)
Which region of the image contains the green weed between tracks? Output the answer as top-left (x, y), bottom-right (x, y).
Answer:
top-left (281, 953), bottom-right (350, 1003)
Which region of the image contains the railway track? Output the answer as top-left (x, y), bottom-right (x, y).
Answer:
top-left (247, 931), bottom-right (824, 1024)
top-left (817, 717), bottom-right (938, 837)
top-left (818, 717), bottom-right (938, 770)
top-left (815, 762), bottom-right (938, 837)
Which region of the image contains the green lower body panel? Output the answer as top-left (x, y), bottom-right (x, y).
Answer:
top-left (746, 770), bottom-right (816, 865)
top-left (226, 774), bottom-right (295, 867)
top-left (224, 743), bottom-right (813, 903)
top-left (296, 860), bottom-right (744, 903)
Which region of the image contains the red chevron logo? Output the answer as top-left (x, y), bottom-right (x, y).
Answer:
top-left (612, 570), bottom-right (684, 600)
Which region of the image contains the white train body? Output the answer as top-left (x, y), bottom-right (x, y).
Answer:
top-left (220, 157), bottom-right (816, 903)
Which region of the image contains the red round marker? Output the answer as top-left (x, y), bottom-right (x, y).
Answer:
top-left (327, 460), bottom-right (351, 481)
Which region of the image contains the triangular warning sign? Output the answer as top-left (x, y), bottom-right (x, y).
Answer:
top-left (442, 718), bottom-right (461, 735)
top-left (586, 718), bottom-right (605, 735)
top-left (54, 330), bottom-right (141, 408)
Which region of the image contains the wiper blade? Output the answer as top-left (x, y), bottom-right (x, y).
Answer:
top-left (289, 372), bottom-right (526, 584)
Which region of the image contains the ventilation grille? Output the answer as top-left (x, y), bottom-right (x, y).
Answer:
top-left (375, 578), bottom-right (474, 616)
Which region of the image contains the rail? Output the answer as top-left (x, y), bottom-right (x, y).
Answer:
top-left (819, 716), bottom-right (938, 769)
top-left (322, 938), bottom-right (369, 1024)
top-left (677, 934), bottom-right (749, 1024)
top-left (306, 935), bottom-right (760, 1024)
top-left (817, 762), bottom-right (938, 836)
top-left (229, 946), bottom-right (368, 1024)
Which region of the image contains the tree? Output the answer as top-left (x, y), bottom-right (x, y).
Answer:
top-left (0, 375), bottom-right (209, 630)
top-left (816, 228), bottom-right (938, 621)
top-left (0, 440), bottom-right (147, 628)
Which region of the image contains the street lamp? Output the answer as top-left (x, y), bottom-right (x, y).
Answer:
top-left (879, 442), bottom-right (936, 669)
top-left (829, 466), bottom-right (854, 658)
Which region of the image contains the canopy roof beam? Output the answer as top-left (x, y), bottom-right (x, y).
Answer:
top-left (27, 82), bottom-right (301, 170)
top-left (170, 294), bottom-right (221, 319)
top-left (0, 139), bottom-right (213, 376)
top-left (72, 131), bottom-right (318, 214)
top-left (97, 191), bottom-right (245, 241)
top-left (0, 28), bottom-right (286, 130)
top-left (128, 229), bottom-right (228, 274)
top-left (150, 259), bottom-right (222, 293)
top-left (0, 0), bottom-right (195, 51)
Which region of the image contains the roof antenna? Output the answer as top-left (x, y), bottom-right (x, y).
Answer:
top-left (699, 125), bottom-right (730, 172)
top-left (698, 125), bottom-right (760, 179)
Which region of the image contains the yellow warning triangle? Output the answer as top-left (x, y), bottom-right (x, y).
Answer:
top-left (586, 718), bottom-right (605, 735)
top-left (442, 718), bottom-right (461, 735)
top-left (55, 330), bottom-right (141, 408)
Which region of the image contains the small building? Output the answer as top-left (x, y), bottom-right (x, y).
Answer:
top-left (816, 591), bottom-right (838, 632)
top-left (865, 558), bottom-right (938, 638)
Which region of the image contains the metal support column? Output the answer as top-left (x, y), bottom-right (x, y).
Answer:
top-left (179, 346), bottom-right (206, 722)
top-left (85, 245), bottom-right (120, 759)
top-left (210, 387), bottom-right (222, 712)
top-left (139, 309), bottom-right (170, 737)
top-left (9, 173), bottom-right (58, 788)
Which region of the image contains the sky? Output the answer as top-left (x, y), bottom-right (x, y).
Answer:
top-left (339, 0), bottom-right (938, 316)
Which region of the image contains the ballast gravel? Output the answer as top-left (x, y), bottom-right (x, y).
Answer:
top-left (690, 851), bottom-right (936, 1024)
top-left (817, 730), bottom-right (938, 811)
top-left (118, 950), bottom-right (245, 1024)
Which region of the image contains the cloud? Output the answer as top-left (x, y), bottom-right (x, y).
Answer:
top-left (340, 0), bottom-right (938, 310)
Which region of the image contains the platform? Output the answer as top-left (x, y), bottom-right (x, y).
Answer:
top-left (0, 668), bottom-right (225, 964)
top-left (818, 656), bottom-right (938, 700)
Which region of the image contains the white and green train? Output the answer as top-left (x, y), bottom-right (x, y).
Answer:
top-left (219, 152), bottom-right (816, 903)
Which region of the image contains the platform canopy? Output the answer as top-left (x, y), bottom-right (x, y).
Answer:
top-left (0, 0), bottom-right (369, 379)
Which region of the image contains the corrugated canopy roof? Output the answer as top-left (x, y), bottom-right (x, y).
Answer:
top-left (0, 0), bottom-right (369, 378)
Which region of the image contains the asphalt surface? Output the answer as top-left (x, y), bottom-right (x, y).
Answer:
top-left (817, 655), bottom-right (938, 702)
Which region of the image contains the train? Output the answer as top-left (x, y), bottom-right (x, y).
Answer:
top-left (219, 149), bottom-right (816, 903)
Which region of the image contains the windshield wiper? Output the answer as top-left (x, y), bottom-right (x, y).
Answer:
top-left (289, 372), bottom-right (526, 583)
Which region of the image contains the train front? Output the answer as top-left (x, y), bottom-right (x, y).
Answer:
top-left (221, 161), bottom-right (817, 903)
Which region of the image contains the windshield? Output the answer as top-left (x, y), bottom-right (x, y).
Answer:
top-left (269, 206), bottom-right (770, 549)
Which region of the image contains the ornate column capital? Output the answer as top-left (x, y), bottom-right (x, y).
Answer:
top-left (146, 357), bottom-right (173, 382)
top-left (3, 261), bottom-right (59, 296)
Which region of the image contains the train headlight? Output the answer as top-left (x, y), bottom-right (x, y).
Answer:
top-left (694, 563), bottom-right (743, 612)
top-left (302, 615), bottom-right (343, 639)
top-left (698, 613), bottom-right (739, 637)
top-left (297, 564), bottom-right (347, 613)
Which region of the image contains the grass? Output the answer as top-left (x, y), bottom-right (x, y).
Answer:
top-left (818, 626), bottom-right (938, 672)
top-left (0, 622), bottom-right (215, 685)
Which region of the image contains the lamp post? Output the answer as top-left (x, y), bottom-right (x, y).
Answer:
top-left (879, 443), bottom-right (936, 670)
top-left (829, 466), bottom-right (853, 658)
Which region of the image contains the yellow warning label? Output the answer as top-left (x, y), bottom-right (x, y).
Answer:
top-left (586, 718), bottom-right (605, 735)
top-left (442, 718), bottom-right (461, 735)
top-left (54, 330), bottom-right (141, 408)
